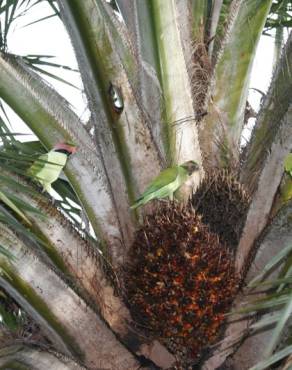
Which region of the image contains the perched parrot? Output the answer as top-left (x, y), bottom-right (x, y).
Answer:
top-left (27, 142), bottom-right (77, 193)
top-left (131, 160), bottom-right (199, 209)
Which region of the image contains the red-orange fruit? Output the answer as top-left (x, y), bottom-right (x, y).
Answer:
top-left (124, 202), bottom-right (238, 365)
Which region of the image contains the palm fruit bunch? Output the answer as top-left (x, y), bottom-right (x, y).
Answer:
top-left (124, 202), bottom-right (239, 365)
top-left (192, 170), bottom-right (250, 249)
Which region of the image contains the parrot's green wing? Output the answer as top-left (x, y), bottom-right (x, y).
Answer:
top-left (141, 166), bottom-right (180, 197)
top-left (27, 153), bottom-right (49, 178)
top-left (27, 151), bottom-right (67, 193)
top-left (131, 165), bottom-right (189, 209)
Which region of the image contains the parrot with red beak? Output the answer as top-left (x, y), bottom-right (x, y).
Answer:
top-left (27, 142), bottom-right (77, 193)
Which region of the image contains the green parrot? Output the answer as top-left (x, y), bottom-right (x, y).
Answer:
top-left (27, 142), bottom-right (77, 193)
top-left (131, 160), bottom-right (199, 209)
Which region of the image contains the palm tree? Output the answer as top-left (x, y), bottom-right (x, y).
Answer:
top-left (0, 0), bottom-right (291, 369)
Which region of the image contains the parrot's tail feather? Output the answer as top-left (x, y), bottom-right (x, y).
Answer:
top-left (43, 183), bottom-right (52, 194)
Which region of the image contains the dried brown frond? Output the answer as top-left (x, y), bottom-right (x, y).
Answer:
top-left (190, 40), bottom-right (212, 120)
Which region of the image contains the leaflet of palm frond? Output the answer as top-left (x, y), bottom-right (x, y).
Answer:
top-left (0, 189), bottom-right (31, 225)
top-left (46, 0), bottom-right (60, 17)
top-left (0, 133), bottom-right (30, 137)
top-left (248, 244), bottom-right (292, 286)
top-left (27, 63), bottom-right (80, 90)
top-left (7, 140), bottom-right (45, 155)
top-left (0, 151), bottom-right (64, 174)
top-left (23, 55), bottom-right (78, 72)
top-left (0, 0), bottom-right (74, 88)
top-left (21, 13), bottom-right (57, 28)
top-left (249, 345), bottom-right (292, 370)
top-left (0, 205), bottom-right (46, 248)
top-left (0, 174), bottom-right (39, 196)
top-left (0, 304), bottom-right (19, 331)
top-left (249, 276), bottom-right (292, 289)
top-left (0, 244), bottom-right (15, 260)
top-left (52, 179), bottom-right (82, 218)
top-left (5, 193), bottom-right (43, 216)
top-left (0, 105), bottom-right (15, 145)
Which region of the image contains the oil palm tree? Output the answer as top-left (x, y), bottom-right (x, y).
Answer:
top-left (0, 0), bottom-right (291, 369)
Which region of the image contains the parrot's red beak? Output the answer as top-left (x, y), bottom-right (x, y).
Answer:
top-left (53, 142), bottom-right (77, 154)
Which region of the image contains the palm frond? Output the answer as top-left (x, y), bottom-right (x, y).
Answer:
top-left (0, 0), bottom-right (44, 50)
top-left (265, 0), bottom-right (292, 30)
top-left (21, 54), bottom-right (80, 89)
top-left (264, 292), bottom-right (292, 357)
top-left (249, 345), bottom-right (292, 370)
top-left (46, 0), bottom-right (59, 17)
top-left (237, 241), bottom-right (292, 369)
top-left (0, 101), bottom-right (15, 145)
top-left (249, 244), bottom-right (292, 286)
top-left (0, 189), bottom-right (31, 225)
top-left (23, 54), bottom-right (78, 72)
top-left (0, 0), bottom-right (78, 88)
top-left (21, 12), bottom-right (57, 27)
top-left (0, 304), bottom-right (20, 331)
top-left (26, 62), bottom-right (80, 90)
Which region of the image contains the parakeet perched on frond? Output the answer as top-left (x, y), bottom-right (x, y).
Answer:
top-left (131, 160), bottom-right (199, 209)
top-left (27, 142), bottom-right (77, 193)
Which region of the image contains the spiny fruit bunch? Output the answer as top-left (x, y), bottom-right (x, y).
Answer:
top-left (125, 202), bottom-right (238, 363)
top-left (192, 170), bottom-right (249, 249)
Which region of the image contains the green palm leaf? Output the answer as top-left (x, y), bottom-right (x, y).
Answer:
top-left (250, 345), bottom-right (292, 370)
top-left (0, 189), bottom-right (31, 225)
top-left (249, 244), bottom-right (292, 286)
